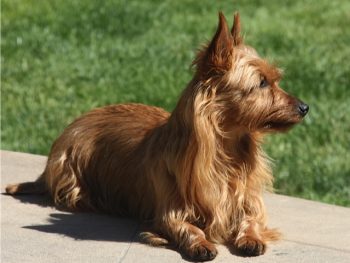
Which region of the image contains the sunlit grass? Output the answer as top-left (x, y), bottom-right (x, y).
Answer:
top-left (2, 0), bottom-right (350, 206)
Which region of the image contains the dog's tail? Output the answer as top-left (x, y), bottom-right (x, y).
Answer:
top-left (5, 177), bottom-right (47, 195)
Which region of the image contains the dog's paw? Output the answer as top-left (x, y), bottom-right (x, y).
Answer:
top-left (184, 240), bottom-right (217, 262)
top-left (236, 236), bottom-right (266, 257)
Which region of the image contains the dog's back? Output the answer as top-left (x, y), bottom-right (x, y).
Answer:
top-left (7, 103), bottom-right (170, 216)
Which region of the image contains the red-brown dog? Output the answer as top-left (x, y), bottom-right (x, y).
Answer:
top-left (7, 12), bottom-right (308, 261)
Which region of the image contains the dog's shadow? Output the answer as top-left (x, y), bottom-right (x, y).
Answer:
top-left (6, 194), bottom-right (140, 243)
top-left (6, 194), bottom-right (245, 261)
top-left (26, 212), bottom-right (139, 242)
top-left (5, 194), bottom-right (193, 261)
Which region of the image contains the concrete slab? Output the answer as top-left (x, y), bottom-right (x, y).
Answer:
top-left (1, 150), bottom-right (350, 262)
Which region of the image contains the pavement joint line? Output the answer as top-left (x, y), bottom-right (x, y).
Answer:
top-left (118, 222), bottom-right (141, 263)
top-left (284, 239), bottom-right (350, 254)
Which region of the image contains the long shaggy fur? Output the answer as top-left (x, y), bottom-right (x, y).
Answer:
top-left (6, 12), bottom-right (308, 261)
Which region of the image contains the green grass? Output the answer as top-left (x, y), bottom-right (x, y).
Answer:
top-left (2, 0), bottom-right (350, 206)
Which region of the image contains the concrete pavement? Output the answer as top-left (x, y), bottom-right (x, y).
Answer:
top-left (1, 150), bottom-right (350, 262)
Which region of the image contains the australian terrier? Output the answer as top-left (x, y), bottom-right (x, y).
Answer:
top-left (6, 12), bottom-right (308, 261)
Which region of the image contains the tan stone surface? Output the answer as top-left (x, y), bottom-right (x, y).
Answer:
top-left (1, 150), bottom-right (350, 262)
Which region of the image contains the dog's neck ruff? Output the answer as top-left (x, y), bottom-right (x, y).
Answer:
top-left (160, 78), bottom-right (273, 242)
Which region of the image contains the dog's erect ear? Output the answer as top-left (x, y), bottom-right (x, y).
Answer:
top-left (205, 12), bottom-right (234, 71)
top-left (231, 12), bottom-right (242, 45)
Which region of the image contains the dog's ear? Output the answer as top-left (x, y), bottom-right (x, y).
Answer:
top-left (231, 12), bottom-right (242, 45)
top-left (205, 12), bottom-right (234, 72)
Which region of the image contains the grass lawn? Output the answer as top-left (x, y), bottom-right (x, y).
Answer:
top-left (2, 0), bottom-right (350, 206)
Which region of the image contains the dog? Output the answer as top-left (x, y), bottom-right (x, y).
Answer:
top-left (6, 12), bottom-right (308, 261)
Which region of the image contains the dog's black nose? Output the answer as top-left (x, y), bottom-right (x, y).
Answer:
top-left (298, 103), bottom-right (309, 116)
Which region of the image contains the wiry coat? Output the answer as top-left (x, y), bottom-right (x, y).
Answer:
top-left (6, 12), bottom-right (308, 261)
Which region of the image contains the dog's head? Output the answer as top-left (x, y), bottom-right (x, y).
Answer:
top-left (194, 12), bottom-right (308, 133)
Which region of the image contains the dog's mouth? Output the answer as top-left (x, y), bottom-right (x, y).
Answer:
top-left (262, 120), bottom-right (298, 131)
top-left (260, 103), bottom-right (308, 132)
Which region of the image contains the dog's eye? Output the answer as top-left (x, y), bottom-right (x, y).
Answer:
top-left (259, 77), bottom-right (269, 88)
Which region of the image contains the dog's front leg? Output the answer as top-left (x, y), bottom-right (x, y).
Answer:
top-left (163, 218), bottom-right (217, 261)
top-left (232, 195), bottom-right (280, 256)
top-left (234, 215), bottom-right (267, 256)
